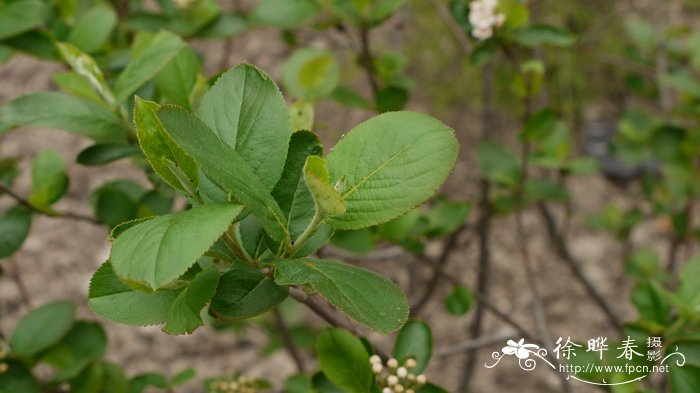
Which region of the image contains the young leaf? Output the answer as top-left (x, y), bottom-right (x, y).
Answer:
top-left (0, 361), bottom-right (39, 393)
top-left (10, 301), bottom-right (75, 356)
top-left (393, 320), bottom-right (433, 374)
top-left (316, 328), bottom-right (372, 393)
top-left (155, 47), bottom-right (202, 109)
top-left (477, 141), bottom-right (520, 187)
top-left (196, 64), bottom-right (291, 190)
top-left (272, 131), bottom-right (323, 239)
top-left (70, 361), bottom-right (103, 393)
top-left (271, 258), bottom-right (409, 334)
top-left (156, 106), bottom-right (289, 243)
top-left (209, 262), bottom-right (289, 320)
top-left (28, 149), bottom-right (69, 208)
top-left (67, 5), bottom-right (117, 53)
top-left (304, 156), bottom-right (346, 217)
top-left (0, 0), bottom-right (48, 40)
top-left (511, 24), bottom-right (575, 47)
top-left (163, 266), bottom-right (221, 335)
top-left (249, 0), bottom-right (320, 28)
top-left (289, 101), bottom-right (314, 132)
top-left (443, 285), bottom-right (472, 316)
top-left (89, 261), bottom-right (181, 326)
top-left (56, 43), bottom-right (115, 105)
top-left (282, 49), bottom-right (340, 102)
top-left (76, 143), bottom-right (141, 166)
top-left (424, 198), bottom-right (470, 238)
top-left (134, 98), bottom-right (198, 192)
top-left (114, 30), bottom-right (185, 103)
top-left (0, 92), bottom-right (126, 142)
top-left (0, 205), bottom-right (32, 258)
top-left (110, 203), bottom-right (242, 290)
top-left (326, 111), bottom-right (458, 230)
top-left (41, 322), bottom-right (108, 381)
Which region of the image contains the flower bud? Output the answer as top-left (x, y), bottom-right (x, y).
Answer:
top-left (387, 358), bottom-right (399, 368)
top-left (387, 375), bottom-right (399, 386)
top-left (383, 388), bottom-right (393, 393)
top-left (397, 367), bottom-right (408, 378)
top-left (370, 355), bottom-right (382, 364)
top-left (405, 358), bottom-right (417, 369)
top-left (372, 363), bottom-right (383, 374)
top-left (416, 374), bottom-right (427, 385)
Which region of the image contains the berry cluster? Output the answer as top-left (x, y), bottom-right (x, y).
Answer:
top-left (207, 374), bottom-right (264, 393)
top-left (469, 0), bottom-right (506, 40)
top-left (370, 355), bottom-right (427, 393)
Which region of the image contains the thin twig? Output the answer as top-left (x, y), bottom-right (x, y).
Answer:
top-left (459, 63), bottom-right (494, 393)
top-left (358, 23), bottom-right (380, 99)
top-left (410, 225), bottom-right (470, 315)
top-left (538, 203), bottom-right (624, 334)
top-left (435, 333), bottom-right (517, 358)
top-left (272, 308), bottom-right (306, 373)
top-left (0, 183), bottom-right (100, 225)
top-left (8, 259), bottom-right (31, 309)
top-left (289, 287), bottom-right (389, 359)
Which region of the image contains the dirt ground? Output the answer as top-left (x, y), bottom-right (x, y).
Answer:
top-left (0, 5), bottom-right (674, 392)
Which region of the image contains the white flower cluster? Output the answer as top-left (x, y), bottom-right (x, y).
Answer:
top-left (469, 0), bottom-right (506, 40)
top-left (173, 0), bottom-right (196, 9)
top-left (208, 374), bottom-right (259, 393)
top-left (370, 355), bottom-right (427, 393)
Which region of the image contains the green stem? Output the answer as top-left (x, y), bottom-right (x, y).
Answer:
top-left (289, 211), bottom-right (323, 256)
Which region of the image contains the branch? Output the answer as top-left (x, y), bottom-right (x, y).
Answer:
top-left (427, 0), bottom-right (472, 54)
top-left (538, 203), bottom-right (624, 334)
top-left (289, 287), bottom-right (389, 358)
top-left (272, 308), bottom-right (306, 373)
top-left (0, 183), bottom-right (100, 225)
top-left (435, 333), bottom-right (517, 358)
top-left (410, 225), bottom-right (469, 315)
top-left (358, 23), bottom-right (380, 98)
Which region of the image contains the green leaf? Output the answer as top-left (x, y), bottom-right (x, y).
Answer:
top-left (271, 258), bottom-right (409, 334)
top-left (27, 149), bottom-right (68, 208)
top-left (114, 30), bottom-right (185, 103)
top-left (110, 203), bottom-right (242, 290)
top-left (196, 64), bottom-right (291, 190)
top-left (304, 156), bottom-right (346, 216)
top-left (477, 141), bottom-right (520, 187)
top-left (330, 86), bottom-right (371, 109)
top-left (326, 112), bottom-right (458, 230)
top-left (156, 106), bottom-right (289, 243)
top-left (272, 131), bottom-right (323, 240)
top-left (163, 266), bottom-right (221, 334)
top-left (331, 229), bottom-right (375, 254)
top-left (498, 0), bottom-right (529, 29)
top-left (316, 328), bottom-right (371, 393)
top-left (631, 281), bottom-right (669, 325)
top-left (393, 320), bottom-right (432, 374)
top-left (417, 383), bottom-right (450, 393)
top-left (521, 109), bottom-right (558, 142)
top-left (52, 72), bottom-right (103, 103)
top-left (250, 0), bottom-right (320, 28)
top-left (375, 86), bottom-right (408, 113)
top-left (661, 70), bottom-right (700, 98)
top-left (511, 24), bottom-right (575, 47)
top-left (91, 181), bottom-right (142, 228)
top-left (625, 18), bottom-right (655, 53)
top-left (134, 98), bottom-right (198, 192)
top-left (68, 5), bottom-right (117, 53)
top-left (283, 49), bottom-right (340, 102)
top-left (56, 43), bottom-right (115, 105)
top-left (289, 101), bottom-right (314, 132)
top-left (670, 365), bottom-right (700, 393)
top-left (0, 205), bottom-right (32, 258)
top-left (209, 262), bottom-right (289, 320)
top-left (0, 361), bottom-right (39, 393)
top-left (675, 256), bottom-right (700, 314)
top-left (88, 261), bottom-right (180, 326)
top-left (3, 30), bottom-right (59, 60)
top-left (155, 47), bottom-right (202, 109)
top-left (76, 143), bottom-right (140, 166)
top-left (369, 0), bottom-right (405, 24)
top-left (624, 249), bottom-right (660, 280)
top-left (41, 322), bottom-right (107, 381)
top-left (70, 361), bottom-right (103, 393)
top-left (0, 0), bottom-right (48, 40)
top-left (285, 374), bottom-right (314, 393)
top-left (10, 301), bottom-right (75, 356)
top-left (101, 363), bottom-right (130, 393)
top-left (424, 197), bottom-right (470, 238)
top-left (443, 285), bottom-right (472, 316)
top-left (0, 92), bottom-right (125, 142)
